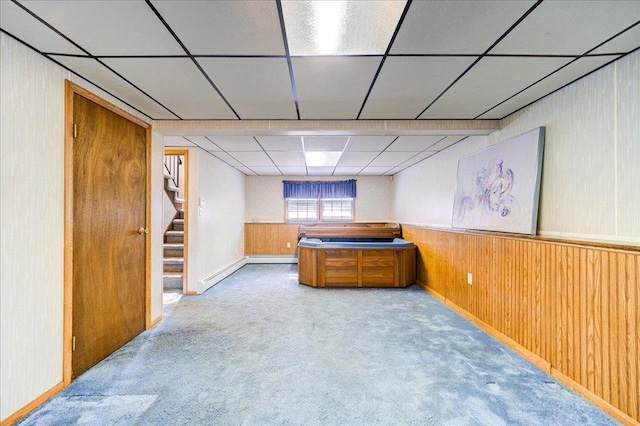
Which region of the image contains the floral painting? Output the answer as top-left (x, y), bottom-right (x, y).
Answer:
top-left (452, 127), bottom-right (545, 235)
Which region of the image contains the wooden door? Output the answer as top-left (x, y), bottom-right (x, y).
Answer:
top-left (72, 93), bottom-right (147, 377)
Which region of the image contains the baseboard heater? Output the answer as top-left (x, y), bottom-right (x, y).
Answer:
top-left (246, 255), bottom-right (298, 264)
top-left (197, 257), bottom-right (248, 294)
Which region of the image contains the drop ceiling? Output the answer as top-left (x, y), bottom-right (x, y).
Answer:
top-left (2, 0), bottom-right (638, 176)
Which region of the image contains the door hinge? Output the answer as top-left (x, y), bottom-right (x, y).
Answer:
top-left (72, 336), bottom-right (76, 351)
top-left (73, 123), bottom-right (78, 138)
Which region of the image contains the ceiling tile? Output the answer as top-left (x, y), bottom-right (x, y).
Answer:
top-left (164, 136), bottom-right (195, 147)
top-left (591, 25), bottom-right (640, 55)
top-left (428, 136), bottom-right (466, 151)
top-left (151, 0), bottom-right (285, 55)
top-left (303, 136), bottom-right (349, 152)
top-left (391, 0), bottom-right (536, 54)
top-left (345, 136), bottom-right (397, 151)
top-left (386, 136), bottom-right (445, 151)
top-left (491, 1), bottom-right (640, 55)
top-left (292, 56), bottom-right (381, 119)
top-left (20, 0), bottom-right (183, 55)
top-left (226, 152), bottom-right (274, 167)
top-left (399, 151), bottom-right (437, 167)
top-left (421, 57), bottom-right (572, 119)
top-left (185, 136), bottom-right (221, 151)
top-left (211, 152), bottom-right (245, 168)
top-left (279, 167), bottom-right (308, 176)
top-left (197, 58), bottom-right (297, 119)
top-left (334, 167), bottom-right (364, 175)
top-left (101, 58), bottom-right (236, 119)
top-left (269, 152), bottom-right (306, 167)
top-left (359, 167), bottom-right (393, 175)
top-left (360, 57), bottom-right (477, 119)
top-left (236, 167), bottom-right (257, 176)
top-left (478, 56), bottom-right (619, 119)
top-left (208, 136), bottom-right (261, 152)
top-left (307, 167), bottom-right (335, 176)
top-left (0, 1), bottom-right (84, 55)
top-left (255, 136), bottom-right (303, 151)
top-left (282, 1), bottom-right (406, 55)
top-left (368, 152), bottom-right (417, 167)
top-left (247, 166), bottom-right (282, 176)
top-left (50, 55), bottom-right (177, 119)
top-left (337, 152), bottom-right (380, 167)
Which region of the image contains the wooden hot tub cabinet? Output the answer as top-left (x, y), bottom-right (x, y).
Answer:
top-left (298, 238), bottom-right (416, 288)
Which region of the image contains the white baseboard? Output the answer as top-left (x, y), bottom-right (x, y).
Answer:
top-left (197, 257), bottom-right (248, 294)
top-left (246, 255), bottom-right (298, 264)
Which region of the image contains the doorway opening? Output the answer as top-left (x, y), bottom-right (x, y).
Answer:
top-left (162, 148), bottom-right (188, 313)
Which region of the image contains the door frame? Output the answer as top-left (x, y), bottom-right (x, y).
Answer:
top-left (63, 80), bottom-right (152, 385)
top-left (163, 148), bottom-right (189, 294)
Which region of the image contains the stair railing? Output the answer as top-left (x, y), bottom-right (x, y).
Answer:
top-left (164, 155), bottom-right (182, 189)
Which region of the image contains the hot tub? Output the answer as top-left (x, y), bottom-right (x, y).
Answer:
top-left (298, 236), bottom-right (416, 288)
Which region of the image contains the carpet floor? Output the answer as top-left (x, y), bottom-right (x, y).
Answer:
top-left (18, 264), bottom-right (617, 425)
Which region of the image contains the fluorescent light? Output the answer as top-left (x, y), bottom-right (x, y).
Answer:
top-left (312, 2), bottom-right (345, 55)
top-left (304, 151), bottom-right (343, 167)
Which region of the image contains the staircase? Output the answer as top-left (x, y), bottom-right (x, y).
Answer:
top-left (163, 209), bottom-right (184, 291)
top-left (163, 155), bottom-right (185, 292)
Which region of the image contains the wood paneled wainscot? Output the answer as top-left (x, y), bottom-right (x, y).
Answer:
top-left (402, 224), bottom-right (639, 425)
top-left (244, 223), bottom-right (299, 255)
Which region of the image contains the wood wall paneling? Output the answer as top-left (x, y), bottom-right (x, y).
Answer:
top-left (244, 223), bottom-right (299, 255)
top-left (401, 225), bottom-right (639, 424)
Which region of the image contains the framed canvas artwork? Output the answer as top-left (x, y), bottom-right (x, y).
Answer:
top-left (452, 127), bottom-right (545, 235)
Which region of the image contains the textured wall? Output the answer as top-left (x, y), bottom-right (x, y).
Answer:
top-left (185, 149), bottom-right (246, 293)
top-left (394, 51), bottom-right (640, 245)
top-left (0, 33), bottom-right (162, 420)
top-left (245, 175), bottom-right (394, 223)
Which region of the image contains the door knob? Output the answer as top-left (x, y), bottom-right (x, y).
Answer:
top-left (137, 227), bottom-right (148, 235)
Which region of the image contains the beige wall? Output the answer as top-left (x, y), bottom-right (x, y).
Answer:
top-left (0, 33), bottom-right (164, 420)
top-left (394, 51), bottom-right (640, 245)
top-left (180, 148), bottom-right (246, 294)
top-left (245, 175), bottom-right (394, 223)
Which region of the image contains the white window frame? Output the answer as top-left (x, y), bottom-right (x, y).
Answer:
top-left (285, 198), bottom-right (354, 223)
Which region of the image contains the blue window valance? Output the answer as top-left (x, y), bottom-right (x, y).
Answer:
top-left (283, 179), bottom-right (356, 199)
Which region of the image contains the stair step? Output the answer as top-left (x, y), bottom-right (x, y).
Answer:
top-left (166, 184), bottom-right (179, 192)
top-left (172, 219), bottom-right (184, 231)
top-left (163, 243), bottom-right (184, 257)
top-left (164, 171), bottom-right (172, 179)
top-left (163, 274), bottom-right (182, 290)
top-left (176, 209), bottom-right (184, 219)
top-left (163, 258), bottom-right (184, 272)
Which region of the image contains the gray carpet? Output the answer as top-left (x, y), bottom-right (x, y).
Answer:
top-left (19, 264), bottom-right (617, 425)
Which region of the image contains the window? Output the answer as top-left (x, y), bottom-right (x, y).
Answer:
top-left (286, 198), bottom-right (354, 222)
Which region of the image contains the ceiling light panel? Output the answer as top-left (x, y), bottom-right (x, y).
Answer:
top-left (292, 57), bottom-right (381, 119)
top-left (491, 1), bottom-right (640, 55)
top-left (205, 136), bottom-right (261, 152)
top-left (19, 0), bottom-right (183, 55)
top-left (304, 151), bottom-right (343, 167)
top-left (50, 56), bottom-right (176, 119)
top-left (269, 152), bottom-right (306, 167)
top-left (197, 58), bottom-right (296, 119)
top-left (477, 56), bottom-right (618, 119)
top-left (0, 1), bottom-right (84, 55)
top-left (255, 136), bottom-right (303, 151)
top-left (101, 58), bottom-right (236, 119)
top-left (369, 152), bottom-right (417, 167)
top-left (303, 136), bottom-right (349, 152)
top-left (391, 0), bottom-right (536, 54)
top-left (421, 57), bottom-right (572, 119)
top-left (386, 136), bottom-right (445, 151)
top-left (337, 152), bottom-right (380, 167)
top-left (345, 136), bottom-right (396, 151)
top-left (282, 0), bottom-right (406, 56)
top-left (151, 0), bottom-right (285, 55)
top-left (226, 152), bottom-right (274, 167)
top-left (359, 57), bottom-right (477, 119)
